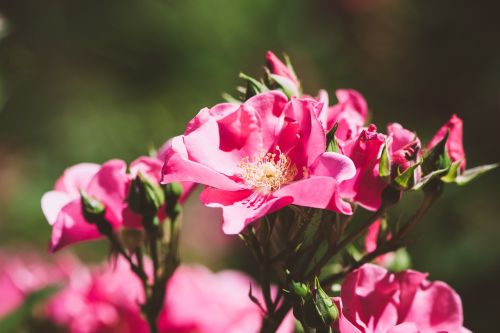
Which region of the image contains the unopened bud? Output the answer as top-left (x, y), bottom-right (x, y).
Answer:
top-left (128, 172), bottom-right (165, 217)
top-left (303, 278), bottom-right (338, 329)
top-left (164, 182), bottom-right (183, 220)
top-left (80, 190), bottom-right (105, 224)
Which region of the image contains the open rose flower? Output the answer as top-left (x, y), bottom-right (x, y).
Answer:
top-left (42, 154), bottom-right (194, 251)
top-left (161, 91), bottom-right (356, 234)
top-left (334, 264), bottom-right (470, 333)
top-left (160, 265), bottom-right (294, 333)
top-left (427, 114), bottom-right (465, 171)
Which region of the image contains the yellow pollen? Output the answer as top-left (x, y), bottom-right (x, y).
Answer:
top-left (239, 148), bottom-right (297, 193)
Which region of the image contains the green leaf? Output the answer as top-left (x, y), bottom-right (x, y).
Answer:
top-left (378, 142), bottom-right (391, 183)
top-left (393, 163), bottom-right (421, 190)
top-left (440, 160), bottom-right (462, 183)
top-left (0, 285), bottom-right (60, 332)
top-left (455, 163), bottom-right (498, 185)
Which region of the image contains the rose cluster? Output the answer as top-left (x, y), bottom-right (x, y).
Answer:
top-left (28, 51), bottom-right (496, 332)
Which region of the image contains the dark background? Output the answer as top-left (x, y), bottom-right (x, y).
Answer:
top-left (0, 0), bottom-right (498, 331)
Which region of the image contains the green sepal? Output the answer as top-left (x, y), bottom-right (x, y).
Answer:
top-left (422, 130), bottom-right (451, 174)
top-left (239, 72), bottom-right (268, 99)
top-left (379, 142), bottom-right (391, 183)
top-left (80, 189), bottom-right (105, 224)
top-left (221, 92), bottom-right (242, 104)
top-left (411, 167), bottom-right (449, 191)
top-left (440, 160), bottom-right (463, 183)
top-left (393, 163), bottom-right (421, 190)
top-left (267, 71), bottom-right (300, 99)
top-left (326, 123), bottom-right (340, 153)
top-left (455, 163), bottom-right (498, 185)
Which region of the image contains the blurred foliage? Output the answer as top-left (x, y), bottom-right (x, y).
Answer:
top-left (0, 0), bottom-right (498, 331)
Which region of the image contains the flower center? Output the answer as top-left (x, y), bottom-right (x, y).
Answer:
top-left (239, 147), bottom-right (297, 193)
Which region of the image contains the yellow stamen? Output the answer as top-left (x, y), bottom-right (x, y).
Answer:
top-left (239, 147), bottom-right (297, 193)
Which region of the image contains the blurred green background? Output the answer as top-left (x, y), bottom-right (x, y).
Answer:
top-left (0, 0), bottom-right (498, 331)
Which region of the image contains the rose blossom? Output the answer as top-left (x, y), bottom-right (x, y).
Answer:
top-left (334, 264), bottom-right (470, 333)
top-left (42, 154), bottom-right (194, 251)
top-left (159, 265), bottom-right (294, 333)
top-left (427, 114), bottom-right (465, 171)
top-left (161, 91), bottom-right (356, 234)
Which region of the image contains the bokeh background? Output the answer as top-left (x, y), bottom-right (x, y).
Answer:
top-left (0, 0), bottom-right (498, 331)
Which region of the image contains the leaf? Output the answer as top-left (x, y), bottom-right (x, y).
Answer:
top-left (455, 163), bottom-right (498, 185)
top-left (0, 285), bottom-right (60, 332)
top-left (378, 142), bottom-right (391, 183)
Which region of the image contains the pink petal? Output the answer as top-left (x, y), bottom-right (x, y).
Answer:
top-left (162, 136), bottom-right (242, 191)
top-left (41, 191), bottom-right (73, 226)
top-left (130, 156), bottom-right (163, 183)
top-left (310, 152), bottom-right (356, 183)
top-left (387, 123), bottom-right (418, 153)
top-left (427, 114), bottom-right (465, 170)
top-left (387, 322), bottom-right (421, 333)
top-left (86, 159), bottom-right (128, 227)
top-left (400, 279), bottom-right (464, 333)
top-left (265, 51), bottom-right (299, 87)
top-left (49, 200), bottom-right (102, 252)
top-left (54, 163), bottom-right (100, 195)
top-left (200, 188), bottom-right (292, 234)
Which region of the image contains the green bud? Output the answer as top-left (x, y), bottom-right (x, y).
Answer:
top-left (127, 172), bottom-right (165, 216)
top-left (80, 190), bottom-right (105, 224)
top-left (163, 182), bottom-right (183, 220)
top-left (303, 278), bottom-right (338, 329)
top-left (290, 280), bottom-right (311, 300)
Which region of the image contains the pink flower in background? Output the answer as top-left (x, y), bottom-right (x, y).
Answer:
top-left (160, 265), bottom-right (294, 333)
top-left (427, 114), bottom-right (465, 170)
top-left (162, 91), bottom-right (356, 234)
top-left (41, 160), bottom-right (128, 252)
top-left (266, 51), bottom-right (300, 90)
top-left (334, 264), bottom-right (470, 333)
top-left (46, 258), bottom-right (148, 333)
top-left (339, 125), bottom-right (386, 211)
top-left (316, 89), bottom-right (368, 143)
top-left (0, 251), bottom-right (76, 318)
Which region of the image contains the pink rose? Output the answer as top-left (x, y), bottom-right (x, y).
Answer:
top-left (427, 114), bottom-right (465, 171)
top-left (334, 264), bottom-right (470, 333)
top-left (160, 265), bottom-right (294, 333)
top-left (41, 160), bottom-right (128, 252)
top-left (339, 125), bottom-right (387, 211)
top-left (364, 219), bottom-right (394, 266)
top-left (161, 91), bottom-right (356, 234)
top-left (42, 155), bottom-right (194, 251)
